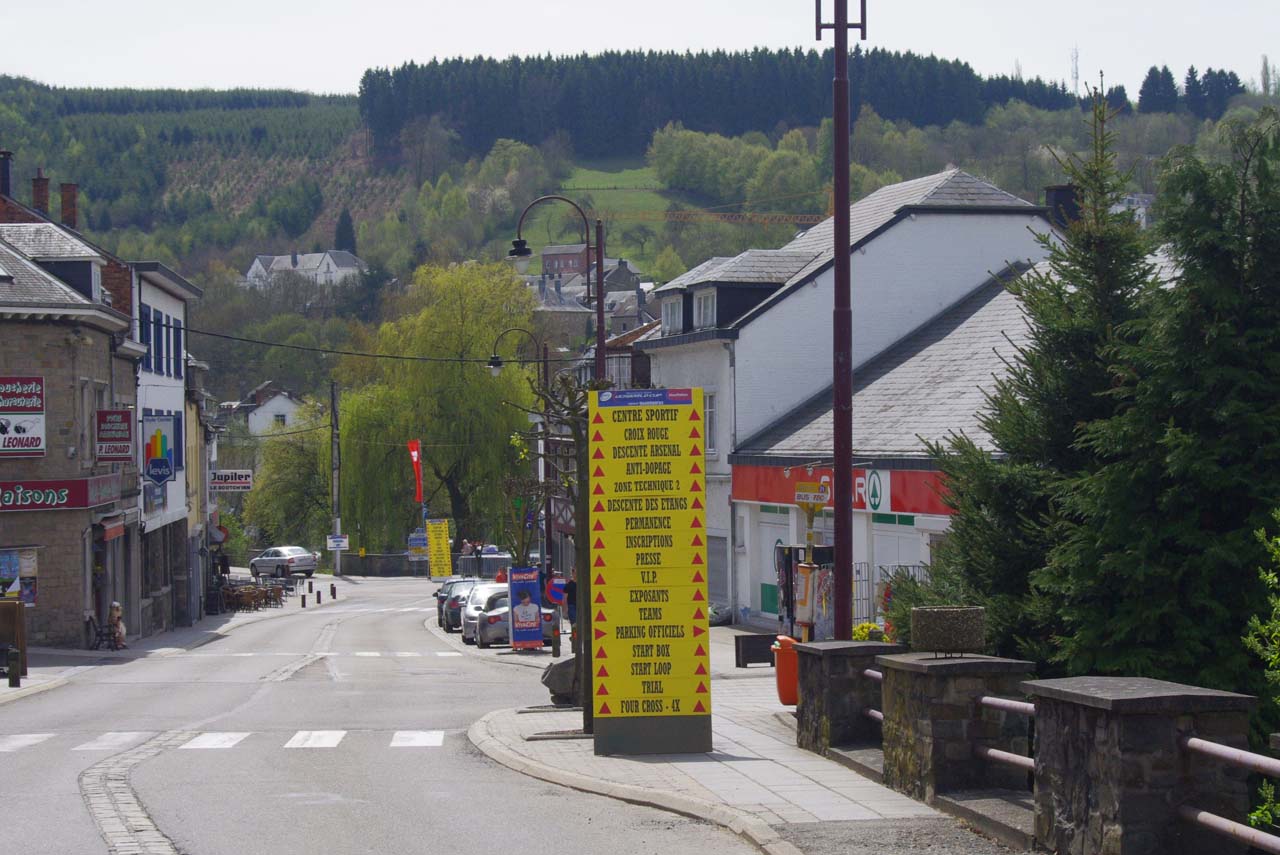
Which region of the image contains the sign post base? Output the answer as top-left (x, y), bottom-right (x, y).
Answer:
top-left (593, 715), bottom-right (712, 756)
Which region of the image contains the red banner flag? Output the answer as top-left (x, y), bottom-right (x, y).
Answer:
top-left (407, 440), bottom-right (423, 503)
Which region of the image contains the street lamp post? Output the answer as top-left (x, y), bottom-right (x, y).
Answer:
top-left (489, 329), bottom-right (559, 656)
top-left (508, 195), bottom-right (607, 380)
top-left (510, 195), bottom-right (606, 732)
top-left (817, 0), bottom-right (868, 641)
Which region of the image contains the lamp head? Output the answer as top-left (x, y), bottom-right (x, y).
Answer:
top-left (487, 354), bottom-right (504, 378)
top-left (508, 238), bottom-right (533, 274)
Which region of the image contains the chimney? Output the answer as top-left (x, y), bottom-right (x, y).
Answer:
top-left (1044, 184), bottom-right (1080, 230)
top-left (636, 285), bottom-right (645, 307)
top-left (291, 250), bottom-right (299, 267)
top-left (0, 150), bottom-right (12, 198)
top-left (60, 182), bottom-right (78, 229)
top-left (32, 168), bottom-right (49, 214)
top-left (539, 274), bottom-right (547, 298)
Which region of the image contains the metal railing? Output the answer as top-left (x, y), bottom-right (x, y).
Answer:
top-left (1178, 735), bottom-right (1280, 853)
top-left (973, 695), bottom-right (1036, 772)
top-left (861, 668), bottom-right (884, 724)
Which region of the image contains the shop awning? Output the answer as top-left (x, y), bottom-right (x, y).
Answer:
top-left (96, 514), bottom-right (125, 542)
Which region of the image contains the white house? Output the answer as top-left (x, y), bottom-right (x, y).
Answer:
top-left (245, 250), bottom-right (365, 288)
top-left (219, 381), bottom-right (307, 436)
top-left (135, 261), bottom-right (204, 635)
top-left (636, 169), bottom-right (1055, 623)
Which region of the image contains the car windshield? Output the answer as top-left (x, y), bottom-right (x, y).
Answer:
top-left (485, 594), bottom-right (508, 611)
top-left (470, 585), bottom-right (503, 604)
top-left (283, 547), bottom-right (310, 556)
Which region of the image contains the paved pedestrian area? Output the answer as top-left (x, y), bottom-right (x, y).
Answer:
top-left (474, 678), bottom-right (938, 826)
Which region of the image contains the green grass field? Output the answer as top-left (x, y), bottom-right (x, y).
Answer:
top-left (522, 160), bottom-right (676, 274)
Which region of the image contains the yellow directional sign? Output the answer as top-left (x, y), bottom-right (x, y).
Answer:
top-left (589, 388), bottom-right (710, 722)
top-left (426, 519), bottom-right (452, 579)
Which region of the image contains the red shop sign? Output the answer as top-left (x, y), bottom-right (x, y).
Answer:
top-left (0, 475), bottom-right (122, 512)
top-left (95, 410), bottom-right (134, 462)
top-left (731, 464), bottom-right (950, 517)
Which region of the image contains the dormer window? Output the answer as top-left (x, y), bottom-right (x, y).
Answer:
top-left (693, 290), bottom-right (716, 329)
top-left (661, 298), bottom-right (683, 335)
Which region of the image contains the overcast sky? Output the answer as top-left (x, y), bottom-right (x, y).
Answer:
top-left (3, 1), bottom-right (1276, 97)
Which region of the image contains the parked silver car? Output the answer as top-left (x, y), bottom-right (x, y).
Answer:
top-left (461, 583), bottom-right (508, 644)
top-left (250, 546), bottom-right (318, 578)
top-left (475, 591), bottom-right (558, 649)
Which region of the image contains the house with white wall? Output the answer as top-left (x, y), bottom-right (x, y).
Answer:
top-left (636, 169), bottom-right (1055, 623)
top-left (219, 381), bottom-right (307, 436)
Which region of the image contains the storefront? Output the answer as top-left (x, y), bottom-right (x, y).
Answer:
top-left (0, 474), bottom-right (128, 646)
top-left (729, 463), bottom-right (952, 628)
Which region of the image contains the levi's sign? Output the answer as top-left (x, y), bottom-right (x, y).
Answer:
top-left (210, 470), bottom-right (253, 492)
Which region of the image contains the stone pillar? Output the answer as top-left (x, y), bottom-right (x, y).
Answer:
top-left (794, 641), bottom-right (904, 753)
top-left (1023, 676), bottom-right (1255, 855)
top-left (878, 653), bottom-right (1034, 801)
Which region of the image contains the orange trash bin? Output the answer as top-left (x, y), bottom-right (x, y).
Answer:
top-left (773, 635), bottom-right (799, 705)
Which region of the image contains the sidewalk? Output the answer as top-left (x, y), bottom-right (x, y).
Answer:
top-left (0, 573), bottom-right (353, 707)
top-left (468, 656), bottom-right (1014, 855)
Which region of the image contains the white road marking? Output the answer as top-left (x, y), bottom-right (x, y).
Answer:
top-left (435, 652), bottom-right (463, 657)
top-left (284, 730), bottom-right (346, 749)
top-left (393, 652), bottom-right (422, 657)
top-left (354, 652), bottom-right (381, 657)
top-left (390, 730), bottom-right (444, 747)
top-left (0, 733), bottom-right (55, 752)
top-left (179, 732), bottom-right (252, 750)
top-left (72, 732), bottom-right (155, 751)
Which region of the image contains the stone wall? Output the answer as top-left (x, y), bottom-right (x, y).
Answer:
top-left (1026, 677), bottom-right (1253, 855)
top-left (795, 641), bottom-right (903, 753)
top-left (878, 653), bottom-right (1032, 802)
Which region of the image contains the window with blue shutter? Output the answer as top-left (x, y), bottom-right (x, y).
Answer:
top-left (152, 312), bottom-right (164, 376)
top-left (140, 304), bottom-right (152, 372)
top-left (173, 319), bottom-right (183, 379)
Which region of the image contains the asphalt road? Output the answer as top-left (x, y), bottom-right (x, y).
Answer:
top-left (1, 577), bottom-right (755, 855)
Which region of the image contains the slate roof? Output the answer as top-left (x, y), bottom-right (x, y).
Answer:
top-left (543, 244), bottom-right (587, 255)
top-left (728, 170), bottom-right (1038, 331)
top-left (0, 238), bottom-right (96, 307)
top-left (652, 257), bottom-right (733, 295)
top-left (0, 222), bottom-right (104, 261)
top-left (252, 251), bottom-right (366, 278)
top-left (732, 267), bottom-right (1031, 463)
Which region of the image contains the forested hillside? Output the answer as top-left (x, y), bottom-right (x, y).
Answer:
top-left (357, 46), bottom-right (1076, 158)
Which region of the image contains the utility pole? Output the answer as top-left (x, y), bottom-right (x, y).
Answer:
top-left (331, 380), bottom-right (341, 577)
top-left (818, 0), bottom-right (868, 641)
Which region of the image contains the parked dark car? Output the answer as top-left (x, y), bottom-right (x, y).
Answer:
top-left (442, 579), bottom-right (478, 632)
top-left (435, 577), bottom-right (472, 627)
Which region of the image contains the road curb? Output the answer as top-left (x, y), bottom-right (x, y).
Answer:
top-left (467, 710), bottom-right (804, 855)
top-left (0, 675), bottom-right (68, 707)
top-left (422, 618), bottom-right (557, 671)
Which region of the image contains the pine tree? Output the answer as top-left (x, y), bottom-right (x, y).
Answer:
top-left (1043, 110), bottom-right (1280, 695)
top-left (925, 93), bottom-right (1151, 662)
top-left (1139, 65), bottom-right (1179, 113)
top-left (334, 208), bottom-right (357, 255)
top-left (1183, 66), bottom-right (1207, 119)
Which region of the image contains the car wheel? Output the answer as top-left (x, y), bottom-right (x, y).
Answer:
top-left (250, 563), bottom-right (259, 578)
top-left (477, 635), bottom-right (490, 649)
top-left (305, 569), bottom-right (314, 578)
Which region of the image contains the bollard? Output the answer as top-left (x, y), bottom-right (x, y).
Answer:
top-left (316, 591), bottom-right (322, 604)
top-left (301, 594), bottom-right (307, 608)
top-left (7, 646), bottom-right (21, 688)
top-left (552, 607), bottom-right (562, 657)
top-left (308, 580), bottom-right (314, 593)
top-left (330, 583), bottom-right (336, 600)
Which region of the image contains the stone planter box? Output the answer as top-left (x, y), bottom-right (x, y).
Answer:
top-left (911, 606), bottom-right (985, 655)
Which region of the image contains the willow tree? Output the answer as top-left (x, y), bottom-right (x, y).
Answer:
top-left (335, 262), bottom-right (536, 551)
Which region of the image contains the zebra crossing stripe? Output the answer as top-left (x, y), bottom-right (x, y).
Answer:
top-left (179, 732), bottom-right (251, 750)
top-left (72, 732), bottom-right (155, 751)
top-left (390, 730), bottom-right (445, 747)
top-left (284, 730), bottom-right (346, 748)
top-left (0, 733), bottom-right (54, 752)
top-left (436, 652), bottom-right (463, 657)
top-left (354, 652), bottom-right (381, 657)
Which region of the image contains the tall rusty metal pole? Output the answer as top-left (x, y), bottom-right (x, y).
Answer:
top-left (820, 0), bottom-right (867, 641)
top-left (594, 219), bottom-right (606, 379)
